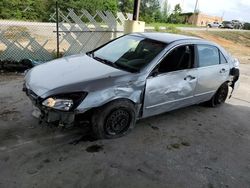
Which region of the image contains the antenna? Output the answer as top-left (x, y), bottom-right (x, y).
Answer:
top-left (221, 11), bottom-right (225, 20)
top-left (181, 0), bottom-right (184, 9)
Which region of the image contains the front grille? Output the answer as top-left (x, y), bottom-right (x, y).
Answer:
top-left (28, 90), bottom-right (38, 99)
top-left (26, 89), bottom-right (39, 104)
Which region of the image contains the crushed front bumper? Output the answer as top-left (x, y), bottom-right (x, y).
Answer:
top-left (33, 105), bottom-right (75, 127)
top-left (23, 85), bottom-right (76, 127)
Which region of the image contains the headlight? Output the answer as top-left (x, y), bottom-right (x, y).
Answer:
top-left (42, 92), bottom-right (87, 111)
top-left (42, 98), bottom-right (73, 111)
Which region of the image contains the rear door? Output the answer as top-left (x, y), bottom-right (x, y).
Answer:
top-left (194, 44), bottom-right (230, 102)
top-left (143, 44), bottom-right (198, 118)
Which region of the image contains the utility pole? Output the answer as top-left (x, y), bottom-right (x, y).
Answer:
top-left (221, 11), bottom-right (225, 20)
top-left (124, 0), bottom-right (144, 34)
top-left (192, 0), bottom-right (199, 25)
top-left (56, 1), bottom-right (60, 58)
top-left (194, 0), bottom-right (198, 13)
top-left (133, 0), bottom-right (141, 21)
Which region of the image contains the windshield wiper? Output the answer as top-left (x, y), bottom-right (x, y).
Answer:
top-left (93, 56), bottom-right (113, 65)
top-left (92, 54), bottom-right (137, 73)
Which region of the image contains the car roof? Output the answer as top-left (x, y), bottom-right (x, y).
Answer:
top-left (130, 32), bottom-right (202, 44)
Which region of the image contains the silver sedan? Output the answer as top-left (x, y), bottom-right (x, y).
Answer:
top-left (23, 33), bottom-right (240, 139)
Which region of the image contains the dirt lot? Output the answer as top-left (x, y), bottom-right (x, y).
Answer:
top-left (1, 42), bottom-right (250, 188)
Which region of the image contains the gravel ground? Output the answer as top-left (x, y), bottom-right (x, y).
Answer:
top-left (0, 64), bottom-right (250, 188)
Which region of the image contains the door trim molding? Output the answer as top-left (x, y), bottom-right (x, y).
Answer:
top-left (146, 96), bottom-right (193, 109)
top-left (194, 90), bottom-right (215, 97)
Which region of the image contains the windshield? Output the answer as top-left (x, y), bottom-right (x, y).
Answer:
top-left (91, 35), bottom-right (166, 72)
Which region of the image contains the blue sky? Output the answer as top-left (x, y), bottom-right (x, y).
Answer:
top-left (159, 0), bottom-right (250, 22)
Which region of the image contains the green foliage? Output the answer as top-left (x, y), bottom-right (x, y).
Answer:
top-left (0, 0), bottom-right (187, 25)
top-left (161, 0), bottom-right (170, 22)
top-left (140, 0), bottom-right (161, 23)
top-left (0, 0), bottom-right (49, 21)
top-left (141, 2), bottom-right (185, 24)
top-left (154, 25), bottom-right (160, 32)
top-left (243, 23), bottom-right (250, 30)
top-left (168, 3), bottom-right (185, 24)
top-left (147, 22), bottom-right (192, 33)
top-left (0, 0), bottom-right (118, 21)
top-left (119, 0), bottom-right (164, 22)
top-left (119, 0), bottom-right (133, 13)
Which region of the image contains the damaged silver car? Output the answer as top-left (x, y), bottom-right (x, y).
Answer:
top-left (23, 33), bottom-right (240, 139)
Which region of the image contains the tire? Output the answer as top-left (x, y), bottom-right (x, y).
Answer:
top-left (206, 83), bottom-right (229, 107)
top-left (91, 100), bottom-right (136, 139)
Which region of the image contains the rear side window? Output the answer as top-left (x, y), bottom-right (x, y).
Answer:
top-left (197, 45), bottom-right (220, 67)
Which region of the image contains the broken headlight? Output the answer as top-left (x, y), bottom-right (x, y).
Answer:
top-left (42, 98), bottom-right (73, 111)
top-left (42, 92), bottom-right (87, 111)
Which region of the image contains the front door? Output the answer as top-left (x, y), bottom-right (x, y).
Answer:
top-left (143, 44), bottom-right (198, 118)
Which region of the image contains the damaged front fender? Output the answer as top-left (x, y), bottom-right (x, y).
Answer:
top-left (77, 80), bottom-right (145, 113)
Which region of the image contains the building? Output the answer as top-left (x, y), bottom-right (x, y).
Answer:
top-left (181, 12), bottom-right (223, 26)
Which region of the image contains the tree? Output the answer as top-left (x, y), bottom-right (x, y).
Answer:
top-left (173, 4), bottom-right (182, 14)
top-left (154, 9), bottom-right (163, 22)
top-left (118, 0), bottom-right (133, 13)
top-left (168, 3), bottom-right (184, 24)
top-left (0, 0), bottom-right (118, 21)
top-left (0, 0), bottom-right (48, 21)
top-left (162, 0), bottom-right (170, 22)
top-left (243, 22), bottom-right (250, 30)
top-left (140, 0), bottom-right (161, 23)
top-left (47, 0), bottom-right (118, 16)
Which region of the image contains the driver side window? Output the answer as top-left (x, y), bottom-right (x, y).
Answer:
top-left (157, 45), bottom-right (195, 74)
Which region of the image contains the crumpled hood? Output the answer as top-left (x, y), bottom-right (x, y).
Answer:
top-left (25, 54), bottom-right (127, 96)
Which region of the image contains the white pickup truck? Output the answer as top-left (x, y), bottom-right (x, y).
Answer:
top-left (207, 22), bottom-right (222, 28)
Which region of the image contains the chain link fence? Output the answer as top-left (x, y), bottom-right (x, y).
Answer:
top-left (0, 20), bottom-right (55, 62)
top-left (0, 9), bottom-right (132, 63)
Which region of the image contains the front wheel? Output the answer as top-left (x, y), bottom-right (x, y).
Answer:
top-left (91, 100), bottom-right (136, 139)
top-left (206, 83), bottom-right (229, 107)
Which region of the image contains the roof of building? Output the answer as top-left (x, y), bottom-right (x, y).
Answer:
top-left (131, 32), bottom-right (201, 43)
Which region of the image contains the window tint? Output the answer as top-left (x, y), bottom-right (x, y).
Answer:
top-left (157, 45), bottom-right (194, 73)
top-left (197, 45), bottom-right (220, 67)
top-left (220, 52), bottom-right (227, 64)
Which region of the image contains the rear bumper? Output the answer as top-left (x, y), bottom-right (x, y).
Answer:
top-left (229, 67), bottom-right (240, 97)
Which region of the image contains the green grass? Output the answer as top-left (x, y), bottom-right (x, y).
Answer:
top-left (146, 22), bottom-right (197, 28)
top-left (145, 22), bottom-right (199, 34)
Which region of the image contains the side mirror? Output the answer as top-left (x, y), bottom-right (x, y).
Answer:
top-left (150, 69), bottom-right (159, 77)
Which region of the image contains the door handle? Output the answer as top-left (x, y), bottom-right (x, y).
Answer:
top-left (220, 68), bottom-right (228, 73)
top-left (184, 75), bottom-right (196, 81)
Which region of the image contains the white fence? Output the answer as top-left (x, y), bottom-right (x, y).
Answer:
top-left (0, 10), bottom-right (133, 62)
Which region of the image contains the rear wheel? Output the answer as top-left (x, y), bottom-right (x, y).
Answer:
top-left (91, 100), bottom-right (136, 139)
top-left (206, 83), bottom-right (229, 107)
